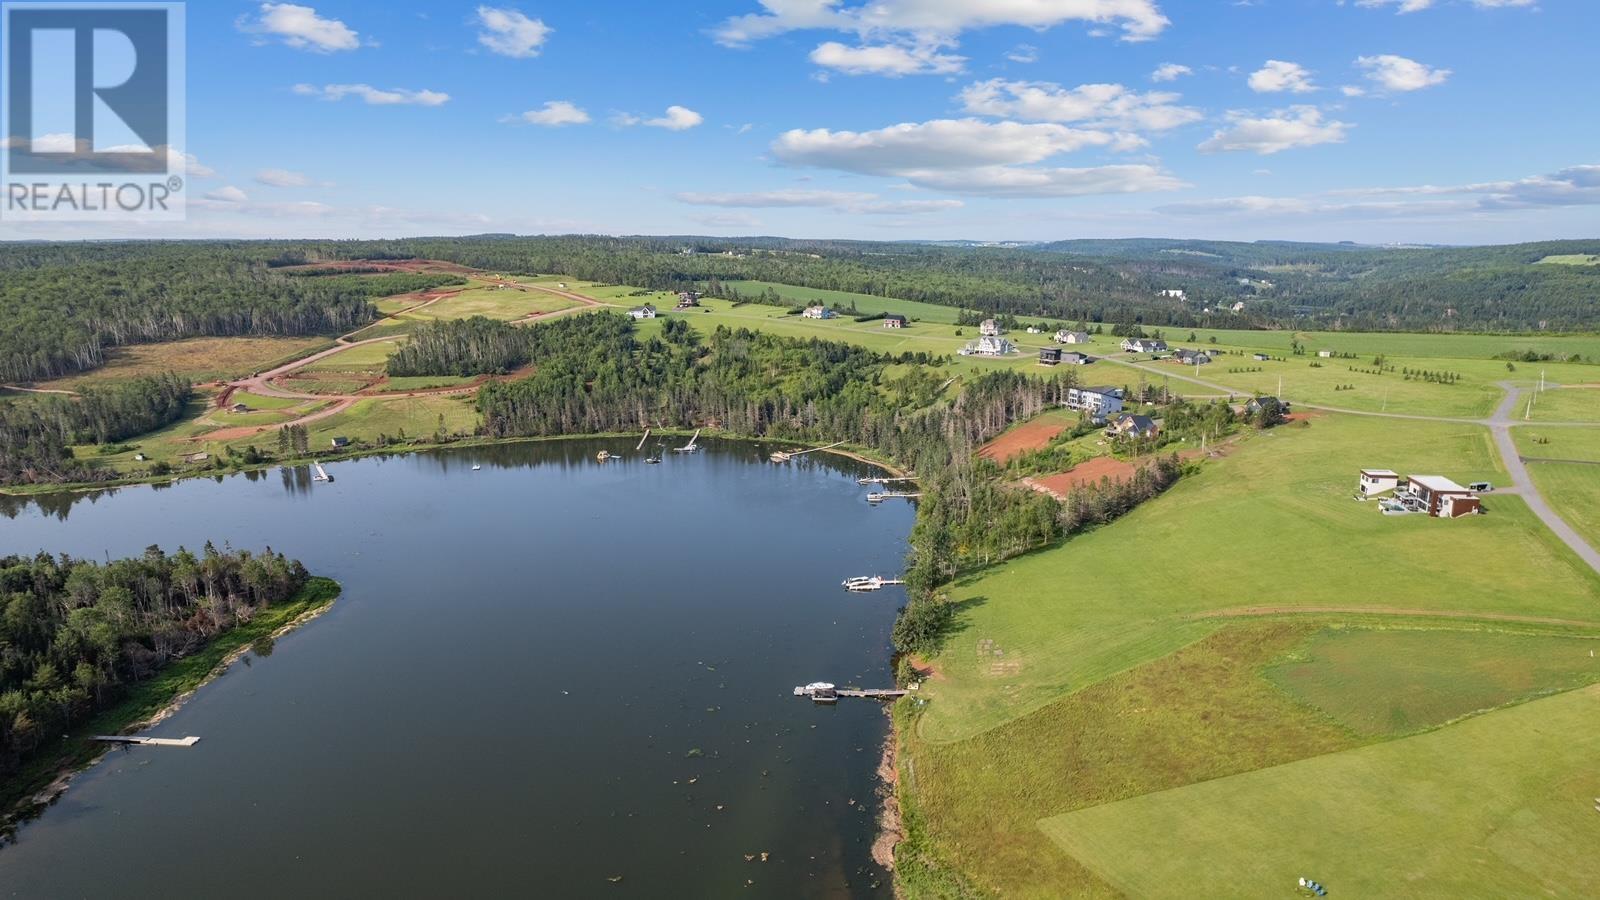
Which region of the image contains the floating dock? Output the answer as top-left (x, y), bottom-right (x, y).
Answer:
top-left (635, 429), bottom-right (651, 451)
top-left (867, 491), bottom-right (921, 503)
top-left (842, 576), bottom-right (905, 592)
top-left (93, 735), bottom-right (201, 747)
top-left (857, 475), bottom-right (916, 485)
top-left (673, 428), bottom-right (702, 453)
top-left (793, 683), bottom-right (908, 702)
top-left (771, 440), bottom-right (845, 463)
top-left (312, 462), bottom-right (332, 482)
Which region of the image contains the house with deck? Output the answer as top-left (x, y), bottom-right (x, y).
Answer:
top-left (1358, 469), bottom-right (1401, 496)
top-left (1108, 414), bottom-right (1159, 440)
top-left (1121, 338), bottom-right (1168, 354)
top-left (1173, 348), bottom-right (1212, 366)
top-left (960, 335), bottom-right (1016, 357)
top-left (1055, 330), bottom-right (1090, 345)
top-left (979, 319), bottom-right (1004, 337)
top-left (1402, 475), bottom-right (1482, 518)
top-left (629, 304), bottom-right (657, 320)
top-left (1039, 347), bottom-right (1062, 366)
top-left (1066, 385), bottom-right (1125, 416)
top-left (801, 305), bottom-right (836, 320)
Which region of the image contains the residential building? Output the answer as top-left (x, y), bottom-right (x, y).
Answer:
top-left (1055, 330), bottom-right (1091, 345)
top-left (1317, 349), bottom-right (1335, 358)
top-left (1039, 347), bottom-right (1062, 366)
top-left (1246, 396), bottom-right (1290, 416)
top-left (1158, 289), bottom-right (1187, 300)
top-left (979, 319), bottom-right (1003, 336)
top-left (1252, 352), bottom-right (1271, 361)
top-left (1061, 352), bottom-right (1093, 366)
top-left (960, 335), bottom-right (1015, 357)
top-left (629, 305), bottom-right (657, 320)
top-left (1173, 348), bottom-right (1212, 365)
top-left (1108, 414), bottom-right (1159, 439)
top-left (1402, 475), bottom-right (1481, 518)
top-left (801, 305), bottom-right (836, 319)
top-left (1358, 469), bottom-right (1401, 496)
top-left (1065, 385), bottom-right (1125, 416)
top-left (675, 291), bottom-right (701, 309)
top-left (884, 314), bottom-right (907, 329)
top-left (1120, 338), bottom-right (1169, 354)
top-left (330, 437), bottom-right (350, 449)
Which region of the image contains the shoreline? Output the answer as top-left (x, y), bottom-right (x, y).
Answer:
top-left (0, 578), bottom-right (342, 842)
top-left (872, 705), bottom-right (906, 879)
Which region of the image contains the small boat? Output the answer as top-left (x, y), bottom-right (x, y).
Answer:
top-left (673, 428), bottom-right (701, 454)
top-left (842, 575), bottom-right (905, 592)
top-left (645, 444), bottom-right (663, 464)
top-left (596, 450), bottom-right (611, 461)
top-left (794, 682), bottom-right (838, 703)
top-left (471, 464), bottom-right (482, 471)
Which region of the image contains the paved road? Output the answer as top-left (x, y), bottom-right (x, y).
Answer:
top-left (1100, 354), bottom-right (1600, 577)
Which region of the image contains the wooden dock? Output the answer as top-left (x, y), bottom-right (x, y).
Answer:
top-left (867, 491), bottom-right (921, 503)
top-left (772, 440), bottom-right (846, 462)
top-left (857, 475), bottom-right (916, 485)
top-left (93, 735), bottom-right (201, 747)
top-left (793, 684), bottom-right (908, 701)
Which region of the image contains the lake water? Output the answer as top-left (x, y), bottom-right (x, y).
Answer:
top-left (0, 439), bottom-right (913, 898)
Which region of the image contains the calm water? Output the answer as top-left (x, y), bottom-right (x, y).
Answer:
top-left (0, 439), bottom-right (913, 898)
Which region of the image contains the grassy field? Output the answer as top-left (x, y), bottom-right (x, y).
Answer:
top-left (28, 336), bottom-right (332, 390)
top-left (401, 287), bottom-right (580, 321)
top-left (1523, 384), bottom-right (1600, 422)
top-left (1536, 253), bottom-right (1600, 266)
top-left (721, 281), bottom-right (970, 324)
top-left (1173, 326), bottom-right (1600, 362)
top-left (299, 340), bottom-right (401, 372)
top-left (1524, 460), bottom-right (1600, 550)
top-left (916, 413), bottom-right (1600, 744)
top-left (1267, 627), bottom-right (1600, 737)
top-left (1041, 685), bottom-right (1600, 899)
top-left (1516, 423), bottom-right (1600, 462)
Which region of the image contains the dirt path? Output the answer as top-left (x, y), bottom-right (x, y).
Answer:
top-left (1196, 605), bottom-right (1600, 629)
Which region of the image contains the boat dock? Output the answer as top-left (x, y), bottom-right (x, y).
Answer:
top-left (793, 683), bottom-right (908, 702)
top-left (771, 440), bottom-right (846, 463)
top-left (867, 491), bottom-right (921, 503)
top-left (857, 475), bottom-right (916, 485)
top-left (842, 575), bottom-right (906, 592)
top-left (673, 428), bottom-right (702, 453)
top-left (92, 735), bottom-right (201, 747)
top-left (312, 462), bottom-right (332, 482)
top-left (635, 428), bottom-right (651, 451)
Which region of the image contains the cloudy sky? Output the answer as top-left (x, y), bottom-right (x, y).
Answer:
top-left (13, 0), bottom-right (1599, 243)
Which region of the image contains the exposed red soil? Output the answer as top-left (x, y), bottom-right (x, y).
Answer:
top-left (979, 419), bottom-right (1069, 463)
top-left (1026, 456), bottom-right (1140, 498)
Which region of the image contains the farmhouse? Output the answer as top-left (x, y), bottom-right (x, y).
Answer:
top-left (629, 304), bottom-right (657, 320)
top-left (675, 291), bottom-right (701, 309)
top-left (1172, 348), bottom-right (1212, 366)
top-left (1039, 347), bottom-right (1062, 366)
top-left (960, 335), bottom-right (1016, 357)
top-left (1402, 475), bottom-right (1482, 518)
top-left (884, 314), bottom-right (907, 329)
top-left (979, 319), bottom-right (1004, 336)
top-left (1055, 330), bottom-right (1091, 345)
top-left (801, 305), bottom-right (836, 320)
top-left (1121, 338), bottom-right (1168, 353)
top-left (1358, 468), bottom-right (1401, 496)
top-left (1246, 396), bottom-right (1290, 416)
top-left (1066, 385), bottom-right (1125, 416)
top-left (1108, 414), bottom-right (1159, 439)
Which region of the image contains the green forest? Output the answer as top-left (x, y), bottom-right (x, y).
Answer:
top-left (0, 374), bottom-right (193, 485)
top-left (0, 545), bottom-right (311, 780)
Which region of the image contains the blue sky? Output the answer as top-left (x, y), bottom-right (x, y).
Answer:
top-left (22, 0), bottom-right (1600, 243)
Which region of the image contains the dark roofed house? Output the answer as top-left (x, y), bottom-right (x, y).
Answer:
top-left (330, 437), bottom-right (350, 449)
top-left (884, 314), bottom-right (908, 329)
top-left (1108, 414), bottom-right (1159, 439)
top-left (1039, 347), bottom-right (1062, 366)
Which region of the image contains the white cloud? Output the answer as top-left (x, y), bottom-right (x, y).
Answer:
top-left (809, 40), bottom-right (965, 76)
top-left (293, 83), bottom-right (450, 106)
top-left (642, 106), bottom-right (705, 130)
top-left (1007, 44), bottom-right (1039, 64)
top-left (1198, 106), bottom-right (1350, 154)
top-left (1340, 85), bottom-right (1367, 97)
top-left (674, 188), bottom-right (964, 214)
top-left (957, 79), bottom-right (1202, 131)
top-left (205, 185), bottom-right (250, 203)
top-left (475, 6), bottom-right (551, 58)
top-left (1356, 0), bottom-right (1533, 12)
top-left (1355, 54), bottom-right (1451, 92)
top-left (1248, 60), bottom-right (1317, 93)
top-left (770, 118), bottom-right (1184, 198)
top-left (511, 100), bottom-right (591, 126)
top-left (239, 3), bottom-right (359, 52)
top-left (1150, 62), bottom-right (1192, 82)
top-left (691, 212), bottom-right (763, 229)
top-left (253, 168), bottom-right (327, 188)
top-left (1338, 165), bottom-right (1600, 210)
top-left (713, 0), bottom-right (1172, 46)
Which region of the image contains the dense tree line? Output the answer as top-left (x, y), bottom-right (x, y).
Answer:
top-left (0, 375), bottom-right (192, 484)
top-left (387, 316), bottom-right (538, 377)
top-left (0, 545), bottom-right (309, 779)
top-left (0, 242), bottom-right (461, 383)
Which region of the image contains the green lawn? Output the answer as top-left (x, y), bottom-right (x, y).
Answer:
top-left (1525, 460), bottom-right (1600, 550)
top-left (401, 287), bottom-right (580, 321)
top-left (1523, 385), bottom-right (1600, 422)
top-left (722, 281), bottom-right (971, 324)
top-left (1173, 326), bottom-right (1600, 362)
top-left (1514, 423), bottom-right (1600, 462)
top-left (918, 413), bottom-right (1600, 744)
top-left (227, 390), bottom-right (307, 411)
top-left (1535, 253), bottom-right (1600, 266)
top-left (298, 339), bottom-right (400, 372)
top-left (1041, 685), bottom-right (1600, 899)
top-left (1267, 627), bottom-right (1600, 737)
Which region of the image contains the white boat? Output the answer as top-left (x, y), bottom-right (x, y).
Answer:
top-left (471, 464), bottom-right (482, 471)
top-left (794, 682), bottom-right (838, 703)
top-left (673, 428), bottom-right (701, 453)
top-left (312, 462), bottom-right (332, 483)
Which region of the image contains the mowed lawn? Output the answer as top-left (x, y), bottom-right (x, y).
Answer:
top-left (298, 339), bottom-right (400, 372)
top-left (1182, 326), bottom-right (1600, 362)
top-left (1041, 685), bottom-right (1600, 899)
top-left (917, 413), bottom-right (1600, 744)
top-left (1525, 460), bottom-right (1600, 550)
top-left (1524, 384), bottom-right (1600, 422)
top-left (30, 336), bottom-right (332, 390)
top-left (722, 281), bottom-right (969, 324)
top-left (402, 287), bottom-right (580, 321)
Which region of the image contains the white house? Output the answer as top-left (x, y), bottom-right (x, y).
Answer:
top-left (959, 335), bottom-right (1016, 357)
top-left (1231, 302), bottom-right (1246, 312)
top-left (1317, 349), bottom-right (1335, 358)
top-left (629, 305), bottom-right (657, 320)
top-left (1065, 385), bottom-right (1125, 416)
top-left (1358, 469), bottom-right (1401, 496)
top-left (1055, 330), bottom-right (1090, 345)
top-left (1120, 338), bottom-right (1168, 354)
top-left (1026, 326), bottom-right (1043, 335)
top-left (979, 319), bottom-right (1004, 337)
top-left (1158, 289), bottom-right (1187, 301)
top-left (801, 305), bottom-right (836, 320)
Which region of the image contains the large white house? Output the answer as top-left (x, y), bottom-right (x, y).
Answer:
top-left (1065, 385), bottom-right (1125, 416)
top-left (1120, 338), bottom-right (1168, 354)
top-left (629, 305), bottom-right (657, 320)
top-left (1055, 330), bottom-right (1091, 345)
top-left (979, 319), bottom-right (1004, 337)
top-left (801, 305), bottom-right (836, 319)
top-left (959, 335), bottom-right (1016, 357)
